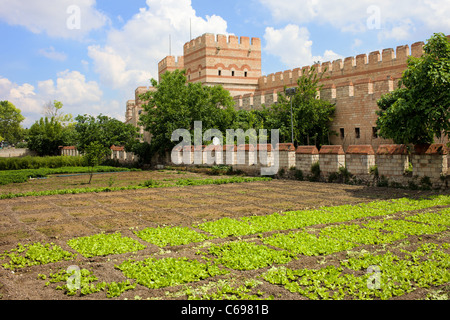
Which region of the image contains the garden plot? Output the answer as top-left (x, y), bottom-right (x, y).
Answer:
top-left (0, 177), bottom-right (449, 300)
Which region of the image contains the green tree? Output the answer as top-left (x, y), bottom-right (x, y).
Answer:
top-left (27, 117), bottom-right (64, 156)
top-left (0, 101), bottom-right (25, 144)
top-left (43, 100), bottom-right (73, 125)
top-left (74, 114), bottom-right (140, 154)
top-left (267, 66), bottom-right (336, 146)
top-left (139, 70), bottom-right (236, 153)
top-left (84, 141), bottom-right (111, 184)
top-left (376, 33), bottom-right (450, 145)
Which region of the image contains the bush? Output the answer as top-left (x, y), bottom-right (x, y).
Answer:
top-left (0, 156), bottom-right (85, 170)
top-left (294, 169), bottom-right (304, 181)
top-left (308, 162), bottom-right (321, 182)
top-left (377, 175), bottom-right (389, 188)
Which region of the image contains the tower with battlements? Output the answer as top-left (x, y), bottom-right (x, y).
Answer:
top-left (128, 33), bottom-right (450, 149)
top-left (158, 33), bottom-right (261, 98)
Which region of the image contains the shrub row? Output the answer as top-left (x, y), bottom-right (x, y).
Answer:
top-left (0, 156), bottom-right (86, 170)
top-left (0, 166), bottom-right (132, 186)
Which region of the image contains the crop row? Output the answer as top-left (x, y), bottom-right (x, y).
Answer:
top-left (0, 166), bottom-right (132, 186)
top-left (196, 195), bottom-right (450, 238)
top-left (1, 195), bottom-right (449, 299)
top-left (0, 176), bottom-right (271, 199)
top-left (263, 243), bottom-right (450, 300)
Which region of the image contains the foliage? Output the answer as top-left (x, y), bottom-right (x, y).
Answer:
top-left (308, 161), bottom-right (321, 182)
top-left (42, 100), bottom-right (74, 125)
top-left (362, 218), bottom-right (447, 235)
top-left (0, 175), bottom-right (270, 199)
top-left (263, 243), bottom-right (450, 300)
top-left (0, 155), bottom-right (85, 171)
top-left (116, 257), bottom-right (228, 289)
top-left (41, 268), bottom-right (136, 298)
top-left (206, 241), bottom-right (295, 270)
top-left (265, 66), bottom-right (335, 146)
top-left (139, 70), bottom-right (236, 154)
top-left (168, 278), bottom-right (273, 300)
top-left (26, 117), bottom-right (64, 156)
top-left (84, 141), bottom-right (112, 184)
top-left (67, 232), bottom-right (146, 258)
top-left (262, 231), bottom-right (357, 256)
top-left (376, 33), bottom-right (450, 144)
top-left (74, 114), bottom-right (140, 154)
top-left (0, 101), bottom-right (25, 144)
top-left (135, 226), bottom-right (212, 247)
top-left (196, 217), bottom-right (265, 238)
top-left (0, 166), bottom-right (130, 186)
top-left (0, 242), bottom-right (75, 270)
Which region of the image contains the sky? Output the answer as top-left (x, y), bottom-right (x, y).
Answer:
top-left (0, 0), bottom-right (449, 128)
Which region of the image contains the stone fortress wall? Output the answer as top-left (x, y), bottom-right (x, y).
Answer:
top-left (169, 143), bottom-right (449, 189)
top-left (126, 33), bottom-right (450, 151)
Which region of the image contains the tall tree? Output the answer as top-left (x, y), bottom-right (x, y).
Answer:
top-left (0, 101), bottom-right (25, 144)
top-left (267, 66), bottom-right (336, 146)
top-left (42, 100), bottom-right (74, 125)
top-left (139, 70), bottom-right (236, 153)
top-left (74, 114), bottom-right (140, 154)
top-left (27, 117), bottom-right (64, 156)
top-left (376, 33), bottom-right (450, 145)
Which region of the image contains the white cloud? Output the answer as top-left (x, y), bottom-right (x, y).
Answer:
top-left (38, 47), bottom-right (67, 61)
top-left (264, 25), bottom-right (343, 69)
top-left (0, 0), bottom-right (109, 39)
top-left (259, 0), bottom-right (450, 40)
top-left (0, 70), bottom-right (105, 127)
top-left (37, 70), bottom-right (102, 105)
top-left (87, 0), bottom-right (229, 94)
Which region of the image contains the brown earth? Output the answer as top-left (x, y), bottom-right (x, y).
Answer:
top-left (0, 171), bottom-right (448, 301)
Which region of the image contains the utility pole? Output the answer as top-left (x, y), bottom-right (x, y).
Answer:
top-left (286, 87), bottom-right (297, 145)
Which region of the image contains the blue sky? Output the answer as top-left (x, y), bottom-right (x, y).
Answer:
top-left (0, 0), bottom-right (449, 128)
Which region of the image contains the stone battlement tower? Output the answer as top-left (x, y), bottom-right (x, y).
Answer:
top-left (158, 33), bottom-right (262, 98)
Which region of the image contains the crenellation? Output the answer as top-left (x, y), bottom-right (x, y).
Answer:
top-left (411, 41), bottom-right (425, 57)
top-left (283, 70), bottom-right (293, 85)
top-left (368, 51), bottom-right (381, 67)
top-left (135, 33), bottom-right (449, 149)
top-left (355, 54), bottom-right (368, 71)
top-left (228, 35), bottom-right (238, 46)
top-left (382, 48), bottom-right (395, 65)
top-left (331, 59), bottom-right (343, 74)
top-left (343, 57), bottom-right (355, 72)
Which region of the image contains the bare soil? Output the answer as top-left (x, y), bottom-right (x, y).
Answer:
top-left (0, 171), bottom-right (448, 301)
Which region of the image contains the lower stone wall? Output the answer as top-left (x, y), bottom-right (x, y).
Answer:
top-left (165, 143), bottom-right (449, 190)
top-left (0, 148), bottom-right (37, 158)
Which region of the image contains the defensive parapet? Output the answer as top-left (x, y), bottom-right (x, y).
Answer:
top-left (158, 56), bottom-right (184, 81)
top-left (255, 39), bottom-right (428, 96)
top-left (183, 33), bottom-right (261, 55)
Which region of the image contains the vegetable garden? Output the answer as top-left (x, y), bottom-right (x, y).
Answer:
top-left (0, 176), bottom-right (448, 301)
